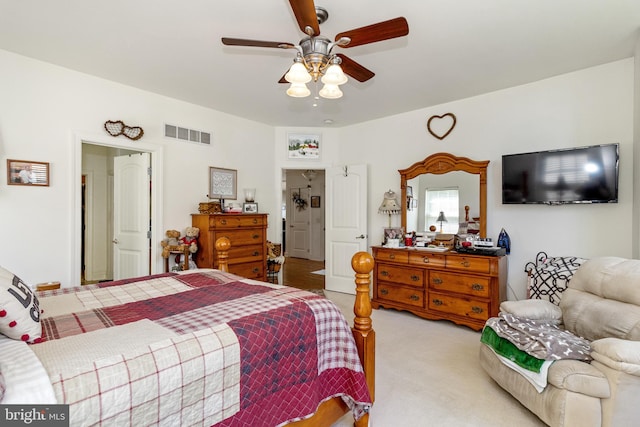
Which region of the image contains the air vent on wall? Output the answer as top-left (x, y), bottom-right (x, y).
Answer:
top-left (164, 124), bottom-right (211, 145)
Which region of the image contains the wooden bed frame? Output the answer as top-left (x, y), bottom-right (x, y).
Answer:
top-left (214, 237), bottom-right (375, 427)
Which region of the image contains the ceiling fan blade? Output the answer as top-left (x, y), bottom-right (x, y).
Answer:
top-left (337, 54), bottom-right (375, 82)
top-left (221, 37), bottom-right (295, 49)
top-left (335, 17), bottom-right (409, 48)
top-left (289, 0), bottom-right (320, 36)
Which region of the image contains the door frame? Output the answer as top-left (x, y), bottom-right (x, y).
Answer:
top-left (71, 131), bottom-right (164, 286)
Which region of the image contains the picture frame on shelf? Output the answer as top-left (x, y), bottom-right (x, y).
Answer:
top-left (7, 159), bottom-right (50, 186)
top-left (383, 227), bottom-right (405, 246)
top-left (310, 196), bottom-right (321, 208)
top-left (209, 167), bottom-right (237, 201)
top-left (287, 133), bottom-right (320, 159)
top-left (243, 202), bottom-right (258, 213)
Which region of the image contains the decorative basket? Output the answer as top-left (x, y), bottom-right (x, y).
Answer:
top-left (198, 201), bottom-right (222, 214)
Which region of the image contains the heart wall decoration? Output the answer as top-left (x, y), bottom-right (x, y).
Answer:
top-left (104, 120), bottom-right (144, 141)
top-left (427, 113), bottom-right (457, 140)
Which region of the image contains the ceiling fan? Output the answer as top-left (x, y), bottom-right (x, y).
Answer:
top-left (221, 0), bottom-right (409, 99)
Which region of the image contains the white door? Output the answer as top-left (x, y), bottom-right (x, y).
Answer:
top-left (113, 153), bottom-right (151, 280)
top-left (325, 164), bottom-right (368, 294)
top-left (287, 187), bottom-right (310, 258)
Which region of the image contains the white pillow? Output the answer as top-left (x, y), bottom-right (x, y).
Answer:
top-left (500, 299), bottom-right (563, 324)
top-left (0, 266), bottom-right (42, 343)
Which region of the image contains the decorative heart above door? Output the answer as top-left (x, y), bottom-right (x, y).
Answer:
top-left (104, 120), bottom-right (145, 141)
top-left (427, 113), bottom-right (457, 140)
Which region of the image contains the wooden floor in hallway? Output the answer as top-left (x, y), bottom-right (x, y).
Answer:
top-left (281, 257), bottom-right (325, 290)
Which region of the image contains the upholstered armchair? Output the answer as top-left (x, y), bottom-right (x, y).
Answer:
top-left (479, 257), bottom-right (640, 427)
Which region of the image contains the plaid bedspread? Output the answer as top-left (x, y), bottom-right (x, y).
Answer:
top-left (31, 270), bottom-right (371, 426)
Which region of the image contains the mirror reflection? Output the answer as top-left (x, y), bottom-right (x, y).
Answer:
top-left (405, 171), bottom-right (480, 233)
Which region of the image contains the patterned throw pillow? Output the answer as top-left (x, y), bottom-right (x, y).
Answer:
top-left (0, 266), bottom-right (42, 343)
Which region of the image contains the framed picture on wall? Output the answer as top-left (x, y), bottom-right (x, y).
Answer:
top-left (310, 196), bottom-right (321, 208)
top-left (287, 133), bottom-right (321, 159)
top-left (209, 167), bottom-right (237, 200)
top-left (7, 159), bottom-right (50, 186)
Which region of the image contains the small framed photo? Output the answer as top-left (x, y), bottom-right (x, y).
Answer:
top-left (287, 133), bottom-right (320, 159)
top-left (7, 159), bottom-right (50, 186)
top-left (383, 227), bottom-right (404, 245)
top-left (310, 196), bottom-right (321, 208)
top-left (209, 167), bottom-right (237, 200)
top-left (243, 202), bottom-right (258, 213)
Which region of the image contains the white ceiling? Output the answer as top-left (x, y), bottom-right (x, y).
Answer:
top-left (1, 0), bottom-right (639, 127)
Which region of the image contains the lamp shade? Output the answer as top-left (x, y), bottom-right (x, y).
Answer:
top-left (286, 82), bottom-right (311, 98)
top-left (321, 63), bottom-right (348, 85)
top-left (436, 211), bottom-right (448, 223)
top-left (319, 83), bottom-right (343, 99)
top-left (285, 61), bottom-right (312, 84)
top-left (378, 190), bottom-right (402, 214)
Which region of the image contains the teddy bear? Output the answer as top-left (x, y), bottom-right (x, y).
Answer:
top-left (175, 226), bottom-right (199, 268)
top-left (161, 229), bottom-right (182, 258)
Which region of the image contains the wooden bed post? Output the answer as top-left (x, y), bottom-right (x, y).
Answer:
top-left (215, 237), bottom-right (231, 272)
top-left (351, 251), bottom-right (375, 427)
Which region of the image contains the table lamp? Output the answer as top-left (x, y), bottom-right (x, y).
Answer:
top-left (378, 190), bottom-right (402, 227)
top-left (436, 211), bottom-right (448, 232)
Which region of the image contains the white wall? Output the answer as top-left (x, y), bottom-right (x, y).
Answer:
top-left (0, 50), bottom-right (276, 287)
top-left (340, 58), bottom-right (635, 300)
top-left (634, 40), bottom-right (640, 258)
top-left (1, 48), bottom-right (636, 301)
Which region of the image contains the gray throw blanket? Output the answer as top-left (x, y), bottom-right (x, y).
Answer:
top-left (486, 313), bottom-right (591, 361)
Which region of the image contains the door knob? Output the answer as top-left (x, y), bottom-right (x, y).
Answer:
top-left (355, 234), bottom-right (366, 239)
top-left (112, 239), bottom-right (119, 244)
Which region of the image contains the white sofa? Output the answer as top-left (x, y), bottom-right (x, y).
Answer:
top-left (479, 257), bottom-right (640, 427)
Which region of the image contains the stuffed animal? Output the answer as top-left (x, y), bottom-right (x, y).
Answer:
top-left (161, 229), bottom-right (182, 258)
top-left (175, 226), bottom-right (199, 268)
top-left (180, 226), bottom-right (199, 254)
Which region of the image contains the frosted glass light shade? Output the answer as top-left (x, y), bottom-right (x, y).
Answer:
top-left (319, 84), bottom-right (343, 99)
top-left (321, 64), bottom-right (347, 85)
top-left (287, 82), bottom-right (311, 97)
top-left (285, 62), bottom-right (312, 84)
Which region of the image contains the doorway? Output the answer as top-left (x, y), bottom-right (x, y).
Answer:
top-left (71, 132), bottom-right (164, 287)
top-left (282, 169), bottom-right (325, 288)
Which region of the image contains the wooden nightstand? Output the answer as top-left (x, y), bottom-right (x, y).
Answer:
top-left (36, 281), bottom-right (61, 291)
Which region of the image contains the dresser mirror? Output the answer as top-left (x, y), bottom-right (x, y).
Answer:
top-left (400, 152), bottom-right (489, 237)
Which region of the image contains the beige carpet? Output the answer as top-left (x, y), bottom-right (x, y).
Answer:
top-left (324, 290), bottom-right (546, 427)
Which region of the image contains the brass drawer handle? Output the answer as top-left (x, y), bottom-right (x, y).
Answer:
top-left (411, 275), bottom-right (420, 282)
top-left (253, 251), bottom-right (260, 256)
top-left (252, 267), bottom-right (260, 273)
top-left (252, 218), bottom-right (258, 224)
top-left (220, 219), bottom-right (227, 225)
top-left (380, 288), bottom-right (389, 295)
top-left (389, 254), bottom-right (395, 260)
top-left (252, 234), bottom-right (260, 239)
top-left (410, 295), bottom-right (420, 301)
top-left (432, 299), bottom-right (443, 306)
top-left (381, 270), bottom-right (389, 277)
top-left (472, 283), bottom-right (484, 291)
top-left (461, 260), bottom-right (470, 268)
top-left (422, 257), bottom-right (430, 263)
top-left (432, 278), bottom-right (443, 285)
top-left (472, 306), bottom-right (484, 314)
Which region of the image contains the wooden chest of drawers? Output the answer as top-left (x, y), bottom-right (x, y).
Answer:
top-left (192, 213), bottom-right (268, 281)
top-left (372, 247), bottom-right (507, 331)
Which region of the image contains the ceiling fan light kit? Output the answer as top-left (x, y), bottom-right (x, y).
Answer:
top-left (221, 0), bottom-right (409, 101)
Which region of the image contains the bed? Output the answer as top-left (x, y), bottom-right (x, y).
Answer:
top-left (0, 237), bottom-right (375, 427)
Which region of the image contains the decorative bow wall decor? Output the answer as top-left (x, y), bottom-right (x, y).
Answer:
top-left (104, 120), bottom-right (144, 141)
top-left (427, 113), bottom-right (457, 140)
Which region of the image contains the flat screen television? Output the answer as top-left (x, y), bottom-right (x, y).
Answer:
top-left (502, 143), bottom-right (619, 204)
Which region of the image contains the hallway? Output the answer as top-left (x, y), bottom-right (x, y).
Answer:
top-left (281, 257), bottom-right (325, 290)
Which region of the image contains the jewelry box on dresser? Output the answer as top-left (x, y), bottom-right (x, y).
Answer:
top-left (372, 152), bottom-right (507, 330)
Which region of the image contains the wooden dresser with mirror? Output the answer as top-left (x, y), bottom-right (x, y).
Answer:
top-left (371, 153), bottom-right (507, 331)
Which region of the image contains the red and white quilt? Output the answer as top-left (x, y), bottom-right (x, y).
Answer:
top-left (28, 270), bottom-right (371, 426)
